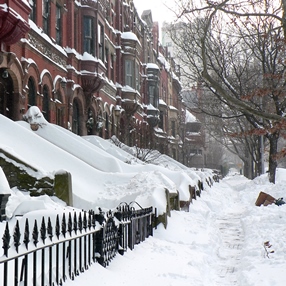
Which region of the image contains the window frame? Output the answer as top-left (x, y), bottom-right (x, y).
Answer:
top-left (42, 0), bottom-right (50, 35)
top-left (125, 59), bottom-right (133, 88)
top-left (98, 22), bottom-right (104, 61)
top-left (55, 4), bottom-right (62, 45)
top-left (28, 77), bottom-right (37, 108)
top-left (171, 120), bottom-right (176, 137)
top-left (29, 0), bottom-right (37, 22)
top-left (83, 16), bottom-right (94, 55)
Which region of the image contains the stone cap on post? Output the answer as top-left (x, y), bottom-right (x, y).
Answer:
top-left (54, 170), bottom-right (73, 206)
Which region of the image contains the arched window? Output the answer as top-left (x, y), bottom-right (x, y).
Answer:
top-left (55, 90), bottom-right (62, 103)
top-left (159, 110), bottom-right (164, 130)
top-left (55, 90), bottom-right (64, 126)
top-left (0, 81), bottom-right (5, 115)
top-left (86, 108), bottom-right (94, 135)
top-left (0, 69), bottom-right (14, 119)
top-left (119, 117), bottom-right (125, 143)
top-left (111, 112), bottom-right (116, 136)
top-left (72, 99), bottom-right (80, 135)
top-left (105, 112), bottom-right (109, 139)
top-left (96, 111), bottom-right (103, 137)
top-left (28, 77), bottom-right (37, 108)
top-left (42, 85), bottom-right (50, 121)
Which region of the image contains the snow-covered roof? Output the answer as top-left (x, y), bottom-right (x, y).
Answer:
top-left (159, 99), bottom-right (167, 106)
top-left (146, 63), bottom-right (160, 70)
top-left (146, 103), bottom-right (157, 111)
top-left (158, 52), bottom-right (170, 71)
top-left (121, 31), bottom-right (140, 44)
top-left (122, 85), bottom-right (137, 93)
top-left (169, 105), bottom-right (178, 111)
top-left (185, 110), bottom-right (197, 123)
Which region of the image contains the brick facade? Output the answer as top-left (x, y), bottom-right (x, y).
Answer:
top-left (0, 0), bottom-right (196, 165)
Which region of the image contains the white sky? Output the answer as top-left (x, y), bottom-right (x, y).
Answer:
top-left (133, 0), bottom-right (178, 29)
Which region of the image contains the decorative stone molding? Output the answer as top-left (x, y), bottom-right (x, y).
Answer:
top-left (0, 1), bottom-right (30, 45)
top-left (28, 34), bottom-right (67, 67)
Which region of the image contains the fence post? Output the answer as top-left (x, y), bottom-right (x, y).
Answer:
top-left (54, 171), bottom-right (73, 206)
top-left (95, 227), bottom-right (104, 266)
top-left (61, 213), bottom-right (67, 282)
top-left (14, 220), bottom-right (21, 284)
top-left (48, 217), bottom-right (53, 286)
top-left (40, 217), bottom-right (46, 286)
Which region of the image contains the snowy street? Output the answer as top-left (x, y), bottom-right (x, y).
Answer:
top-left (62, 171), bottom-right (286, 286)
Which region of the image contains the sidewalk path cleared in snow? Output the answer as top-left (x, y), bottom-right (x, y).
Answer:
top-left (213, 207), bottom-right (245, 285)
top-left (207, 176), bottom-right (248, 286)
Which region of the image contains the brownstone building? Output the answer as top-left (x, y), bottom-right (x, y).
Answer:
top-left (0, 0), bottom-right (194, 164)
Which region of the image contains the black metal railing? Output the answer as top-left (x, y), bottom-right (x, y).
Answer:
top-left (0, 204), bottom-right (154, 286)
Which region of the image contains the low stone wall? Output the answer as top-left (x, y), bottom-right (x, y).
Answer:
top-left (0, 149), bottom-right (54, 195)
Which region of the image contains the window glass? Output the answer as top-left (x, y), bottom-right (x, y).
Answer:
top-left (56, 4), bottom-right (62, 45)
top-left (83, 17), bottom-right (94, 55)
top-left (171, 121), bottom-right (176, 137)
top-left (28, 77), bottom-right (36, 107)
top-left (135, 63), bottom-right (140, 91)
top-left (98, 22), bottom-right (104, 61)
top-left (42, 85), bottom-right (50, 121)
top-left (29, 0), bottom-right (37, 22)
top-left (125, 60), bottom-right (133, 88)
top-left (42, 0), bottom-right (50, 35)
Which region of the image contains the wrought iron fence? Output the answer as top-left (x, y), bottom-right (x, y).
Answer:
top-left (0, 203), bottom-right (154, 286)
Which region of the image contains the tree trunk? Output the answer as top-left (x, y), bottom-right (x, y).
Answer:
top-left (282, 0), bottom-right (286, 38)
top-left (268, 131), bottom-right (279, 184)
top-left (243, 154), bottom-right (254, 179)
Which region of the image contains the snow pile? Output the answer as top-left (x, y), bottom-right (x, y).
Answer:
top-left (0, 167), bottom-right (11, 195)
top-left (0, 108), bottom-right (212, 215)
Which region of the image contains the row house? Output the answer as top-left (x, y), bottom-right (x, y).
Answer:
top-left (0, 0), bottom-right (185, 162)
top-left (162, 21), bottom-right (206, 167)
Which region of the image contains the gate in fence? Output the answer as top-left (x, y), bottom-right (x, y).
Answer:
top-left (0, 203), bottom-right (154, 286)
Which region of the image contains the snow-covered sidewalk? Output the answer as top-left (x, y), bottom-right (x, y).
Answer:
top-left (61, 172), bottom-right (286, 286)
top-left (213, 212), bottom-right (244, 285)
top-left (201, 174), bottom-right (248, 286)
top-left (211, 193), bottom-right (246, 285)
top-left (4, 171), bottom-right (286, 286)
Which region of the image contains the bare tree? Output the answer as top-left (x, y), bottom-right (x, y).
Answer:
top-left (110, 135), bottom-right (162, 164)
top-left (167, 0), bottom-right (286, 183)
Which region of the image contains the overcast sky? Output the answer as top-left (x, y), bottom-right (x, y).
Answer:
top-left (133, 0), bottom-right (177, 29)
